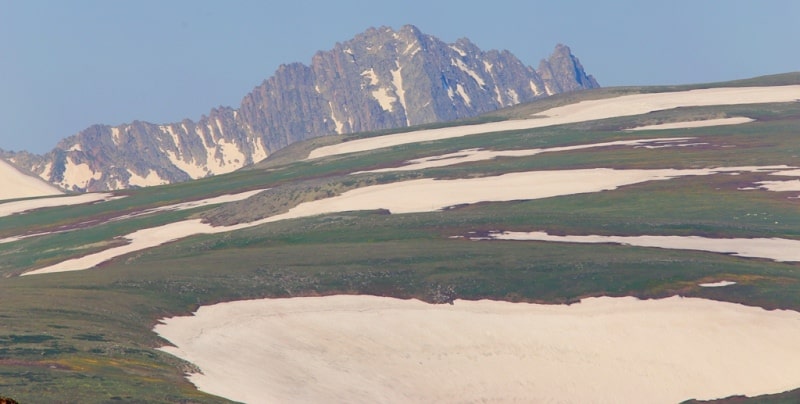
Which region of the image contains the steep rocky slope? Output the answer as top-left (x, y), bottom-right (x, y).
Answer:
top-left (9, 25), bottom-right (598, 191)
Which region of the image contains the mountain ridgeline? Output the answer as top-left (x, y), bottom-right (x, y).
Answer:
top-left (10, 25), bottom-right (599, 192)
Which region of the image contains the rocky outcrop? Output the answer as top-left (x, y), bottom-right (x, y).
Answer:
top-left (9, 25), bottom-right (599, 192)
top-left (538, 43), bottom-right (600, 93)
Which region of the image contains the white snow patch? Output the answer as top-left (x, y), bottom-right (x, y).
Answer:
top-left (128, 169), bottom-right (168, 187)
top-left (771, 169), bottom-right (800, 177)
top-left (362, 69), bottom-right (397, 111)
top-left (635, 140), bottom-right (709, 149)
top-left (251, 137), bottom-right (268, 163)
top-left (0, 159), bottom-right (63, 201)
top-left (699, 281), bottom-right (737, 288)
top-left (361, 68), bottom-right (379, 86)
top-left (160, 125), bottom-right (181, 148)
top-left (328, 101), bottom-right (344, 134)
top-left (195, 127), bottom-right (209, 148)
top-left (627, 117), bottom-right (755, 131)
top-left (455, 83), bottom-right (471, 106)
top-left (494, 86), bottom-right (503, 106)
top-left (23, 219), bottom-right (233, 275)
top-left (391, 64), bottom-right (409, 125)
top-left (483, 60), bottom-right (493, 73)
top-left (111, 127), bottom-right (121, 145)
top-left (220, 139), bottom-right (244, 165)
top-left (755, 180), bottom-right (800, 192)
top-left (215, 118), bottom-right (225, 138)
top-left (372, 87), bottom-right (397, 112)
top-left (166, 150), bottom-right (207, 179)
top-left (452, 58), bottom-right (486, 87)
top-left (530, 80), bottom-right (543, 96)
top-left (154, 294), bottom-right (800, 404)
top-left (60, 157), bottom-right (101, 190)
top-left (38, 162), bottom-right (53, 181)
top-left (507, 88), bottom-right (520, 104)
top-left (256, 166), bottom-right (789, 222)
top-left (449, 45), bottom-right (467, 57)
top-left (68, 144), bottom-right (82, 152)
top-left (205, 139), bottom-right (245, 175)
top-left (479, 231), bottom-right (800, 263)
top-left (0, 193), bottom-right (116, 218)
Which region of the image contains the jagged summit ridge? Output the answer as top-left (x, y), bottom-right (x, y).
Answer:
top-left (9, 24), bottom-right (599, 192)
top-left (538, 43), bottom-right (599, 93)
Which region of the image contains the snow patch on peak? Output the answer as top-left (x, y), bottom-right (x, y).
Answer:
top-left (506, 89), bottom-right (520, 104)
top-left (160, 125), bottom-right (181, 148)
top-left (166, 150), bottom-right (206, 179)
top-left (361, 69), bottom-right (380, 86)
top-left (128, 169), bottom-right (168, 187)
top-left (206, 139), bottom-right (245, 175)
top-left (494, 86), bottom-right (504, 106)
top-left (329, 101), bottom-right (344, 134)
top-left (452, 58), bottom-right (486, 87)
top-left (456, 84), bottom-right (472, 106)
top-left (251, 137), bottom-right (268, 164)
top-left (60, 157), bottom-right (101, 190)
top-left (363, 68), bottom-right (397, 111)
top-left (530, 80), bottom-right (543, 96)
top-left (483, 61), bottom-right (494, 73)
top-left (391, 64), bottom-right (410, 125)
top-left (450, 45), bottom-right (467, 57)
top-left (215, 118), bottom-right (225, 138)
top-left (111, 127), bottom-right (121, 145)
top-left (39, 162), bottom-right (53, 181)
top-left (403, 41), bottom-right (421, 56)
top-left (372, 87), bottom-right (397, 112)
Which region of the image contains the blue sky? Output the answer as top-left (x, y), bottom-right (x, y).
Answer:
top-left (1, 0), bottom-right (798, 154)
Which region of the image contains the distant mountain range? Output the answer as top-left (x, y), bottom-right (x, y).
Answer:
top-left (2, 24), bottom-right (599, 192)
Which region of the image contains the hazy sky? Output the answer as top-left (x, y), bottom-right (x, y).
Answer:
top-left (2, 0), bottom-right (798, 154)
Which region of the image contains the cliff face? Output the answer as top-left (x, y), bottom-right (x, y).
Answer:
top-left (14, 25), bottom-right (599, 192)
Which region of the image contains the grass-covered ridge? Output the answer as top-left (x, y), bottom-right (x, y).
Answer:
top-left (1, 73), bottom-right (799, 402)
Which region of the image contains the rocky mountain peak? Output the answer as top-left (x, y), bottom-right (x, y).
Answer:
top-left (538, 44), bottom-right (599, 93)
top-left (8, 25), bottom-right (600, 192)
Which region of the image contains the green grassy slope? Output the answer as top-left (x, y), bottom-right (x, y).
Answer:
top-left (1, 73), bottom-right (799, 403)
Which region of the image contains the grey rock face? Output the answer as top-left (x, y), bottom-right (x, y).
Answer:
top-left (10, 25), bottom-right (599, 192)
top-left (538, 43), bottom-right (600, 93)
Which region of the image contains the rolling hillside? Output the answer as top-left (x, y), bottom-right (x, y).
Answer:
top-left (1, 73), bottom-right (799, 403)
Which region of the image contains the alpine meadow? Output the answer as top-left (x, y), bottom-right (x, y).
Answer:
top-left (2, 19), bottom-right (800, 404)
